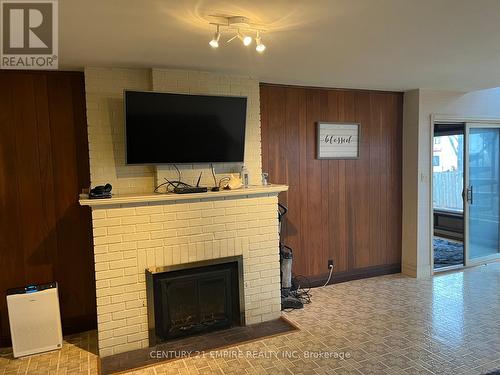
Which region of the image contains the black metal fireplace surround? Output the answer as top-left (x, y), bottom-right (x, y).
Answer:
top-left (146, 256), bottom-right (244, 345)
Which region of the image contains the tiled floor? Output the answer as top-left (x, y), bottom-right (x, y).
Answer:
top-left (0, 331), bottom-right (97, 375)
top-left (1, 263), bottom-right (499, 374)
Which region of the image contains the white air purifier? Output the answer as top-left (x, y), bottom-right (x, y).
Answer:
top-left (7, 282), bottom-right (63, 358)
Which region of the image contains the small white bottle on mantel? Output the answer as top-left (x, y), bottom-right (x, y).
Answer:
top-left (241, 165), bottom-right (249, 188)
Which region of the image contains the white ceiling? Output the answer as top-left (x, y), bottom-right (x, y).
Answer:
top-left (60, 0), bottom-right (500, 91)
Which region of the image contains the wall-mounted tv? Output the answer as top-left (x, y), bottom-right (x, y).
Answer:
top-left (124, 90), bottom-right (247, 164)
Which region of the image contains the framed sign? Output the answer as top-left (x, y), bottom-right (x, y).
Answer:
top-left (317, 122), bottom-right (360, 159)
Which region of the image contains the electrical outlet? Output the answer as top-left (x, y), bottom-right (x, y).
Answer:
top-left (328, 259), bottom-right (334, 269)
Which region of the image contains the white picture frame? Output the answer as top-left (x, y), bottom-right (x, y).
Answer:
top-left (317, 122), bottom-right (360, 159)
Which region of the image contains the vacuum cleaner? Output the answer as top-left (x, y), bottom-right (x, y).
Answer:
top-left (278, 203), bottom-right (304, 310)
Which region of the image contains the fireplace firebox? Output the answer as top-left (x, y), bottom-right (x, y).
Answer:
top-left (146, 256), bottom-right (244, 345)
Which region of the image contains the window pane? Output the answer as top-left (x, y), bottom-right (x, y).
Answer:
top-left (468, 128), bottom-right (500, 259)
top-left (433, 134), bottom-right (464, 212)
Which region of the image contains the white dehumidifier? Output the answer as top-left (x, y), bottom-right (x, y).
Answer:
top-left (6, 282), bottom-right (63, 358)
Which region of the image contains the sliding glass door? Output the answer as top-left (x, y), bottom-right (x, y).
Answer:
top-left (464, 124), bottom-right (500, 264)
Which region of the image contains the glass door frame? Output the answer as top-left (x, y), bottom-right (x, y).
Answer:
top-left (430, 116), bottom-right (500, 276)
top-left (464, 123), bottom-right (500, 266)
top-left (431, 125), bottom-right (466, 272)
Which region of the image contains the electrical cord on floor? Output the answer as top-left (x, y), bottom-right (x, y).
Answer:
top-left (322, 265), bottom-right (334, 287)
top-left (282, 269), bottom-right (332, 313)
top-left (285, 274), bottom-right (312, 310)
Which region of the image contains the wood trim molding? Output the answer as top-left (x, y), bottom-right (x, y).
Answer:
top-left (301, 264), bottom-right (401, 288)
top-left (260, 82), bottom-right (402, 95)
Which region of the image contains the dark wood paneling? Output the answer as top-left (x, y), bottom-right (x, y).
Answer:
top-left (0, 71), bottom-right (96, 345)
top-left (260, 84), bottom-right (403, 282)
top-left (0, 74), bottom-right (25, 342)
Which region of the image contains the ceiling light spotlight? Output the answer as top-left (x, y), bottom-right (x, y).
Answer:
top-left (209, 25), bottom-right (220, 48)
top-left (237, 30), bottom-right (252, 46)
top-left (255, 31), bottom-right (266, 53)
top-left (243, 35), bottom-right (252, 46)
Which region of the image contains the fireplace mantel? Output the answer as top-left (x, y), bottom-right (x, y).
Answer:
top-left (79, 184), bottom-right (288, 208)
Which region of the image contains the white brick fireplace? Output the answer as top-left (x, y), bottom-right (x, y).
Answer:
top-left (80, 186), bottom-right (286, 357)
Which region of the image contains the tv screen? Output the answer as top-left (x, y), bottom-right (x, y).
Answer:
top-left (124, 91), bottom-right (247, 164)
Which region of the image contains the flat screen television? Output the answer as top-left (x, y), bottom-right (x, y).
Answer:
top-left (124, 90), bottom-right (247, 164)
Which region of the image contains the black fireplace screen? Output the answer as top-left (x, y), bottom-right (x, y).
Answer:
top-left (147, 260), bottom-right (242, 343)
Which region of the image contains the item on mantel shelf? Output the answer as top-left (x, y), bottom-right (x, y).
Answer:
top-left (240, 165), bottom-right (249, 188)
top-left (226, 174), bottom-right (243, 190)
top-left (262, 172), bottom-right (269, 186)
top-left (89, 183), bottom-right (112, 199)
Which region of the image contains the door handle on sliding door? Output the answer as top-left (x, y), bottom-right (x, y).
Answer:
top-left (466, 185), bottom-right (473, 204)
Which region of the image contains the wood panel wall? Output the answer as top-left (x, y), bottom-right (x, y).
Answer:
top-left (260, 84), bottom-right (403, 285)
top-left (0, 71), bottom-right (96, 345)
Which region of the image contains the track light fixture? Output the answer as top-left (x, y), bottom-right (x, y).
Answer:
top-left (209, 25), bottom-right (220, 48)
top-left (255, 31), bottom-right (266, 53)
top-left (207, 15), bottom-right (267, 53)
